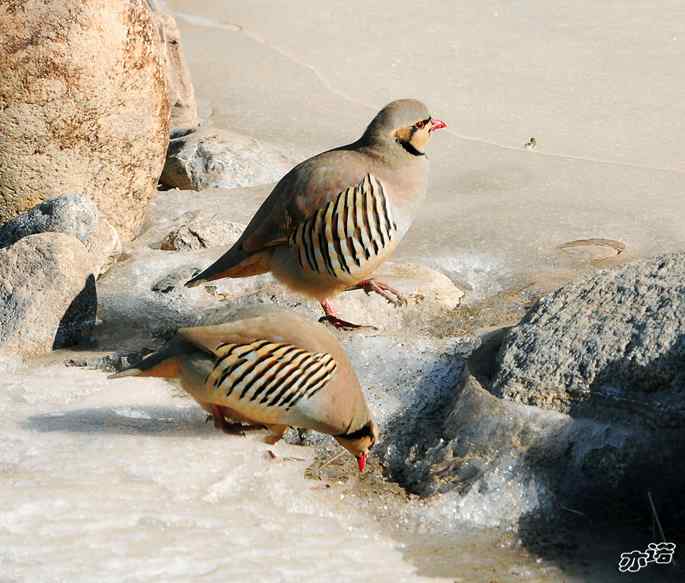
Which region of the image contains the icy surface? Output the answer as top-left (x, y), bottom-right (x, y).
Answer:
top-left (0, 364), bottom-right (435, 582)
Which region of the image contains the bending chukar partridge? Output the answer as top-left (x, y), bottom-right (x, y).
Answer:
top-left (110, 311), bottom-right (378, 471)
top-left (185, 99), bottom-right (447, 329)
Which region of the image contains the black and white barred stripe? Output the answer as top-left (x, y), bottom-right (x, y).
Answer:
top-left (290, 174), bottom-right (398, 277)
top-left (206, 340), bottom-right (337, 411)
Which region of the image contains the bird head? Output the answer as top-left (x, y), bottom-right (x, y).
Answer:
top-left (362, 99), bottom-right (447, 157)
top-left (334, 420), bottom-right (379, 472)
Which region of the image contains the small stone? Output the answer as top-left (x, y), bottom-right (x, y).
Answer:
top-left (151, 266), bottom-right (202, 293)
top-left (159, 128), bottom-right (294, 191)
top-left (159, 211), bottom-right (245, 251)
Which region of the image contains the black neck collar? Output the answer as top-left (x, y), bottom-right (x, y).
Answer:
top-left (398, 140), bottom-right (425, 157)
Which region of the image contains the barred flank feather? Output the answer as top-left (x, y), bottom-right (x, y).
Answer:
top-left (290, 174), bottom-right (397, 279)
top-left (206, 340), bottom-right (337, 412)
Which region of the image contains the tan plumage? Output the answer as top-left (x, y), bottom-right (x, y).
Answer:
top-left (185, 99), bottom-right (447, 328)
top-left (109, 310), bottom-right (378, 471)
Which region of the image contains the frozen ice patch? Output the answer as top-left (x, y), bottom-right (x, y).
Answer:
top-left (421, 253), bottom-right (510, 300)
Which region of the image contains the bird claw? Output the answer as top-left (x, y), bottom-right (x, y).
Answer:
top-left (209, 407), bottom-right (247, 436)
top-left (219, 422), bottom-right (246, 436)
top-left (358, 280), bottom-right (407, 307)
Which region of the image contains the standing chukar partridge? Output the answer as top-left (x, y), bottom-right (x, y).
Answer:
top-left (109, 311), bottom-right (378, 471)
top-left (185, 99), bottom-right (447, 329)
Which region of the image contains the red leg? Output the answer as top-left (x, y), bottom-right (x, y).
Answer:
top-left (318, 300), bottom-right (376, 330)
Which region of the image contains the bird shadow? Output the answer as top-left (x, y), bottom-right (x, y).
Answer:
top-left (23, 405), bottom-right (212, 437)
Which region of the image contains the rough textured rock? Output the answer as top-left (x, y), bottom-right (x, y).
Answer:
top-left (0, 0), bottom-right (170, 240)
top-left (0, 194), bottom-right (97, 249)
top-left (159, 128), bottom-right (294, 190)
top-left (152, 10), bottom-right (198, 130)
top-left (0, 233), bottom-right (97, 358)
top-left (0, 194), bottom-right (121, 276)
top-left (159, 211), bottom-right (245, 251)
top-left (493, 253), bottom-right (685, 428)
top-left (380, 366), bottom-right (685, 527)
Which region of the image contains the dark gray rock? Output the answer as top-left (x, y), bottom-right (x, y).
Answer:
top-left (0, 233), bottom-right (97, 358)
top-left (0, 194), bottom-right (121, 276)
top-left (493, 253), bottom-right (685, 428)
top-left (0, 194), bottom-right (97, 249)
top-left (366, 321), bottom-right (685, 532)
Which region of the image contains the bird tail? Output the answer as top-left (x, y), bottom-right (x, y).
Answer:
top-left (108, 339), bottom-right (188, 379)
top-left (185, 247), bottom-right (273, 288)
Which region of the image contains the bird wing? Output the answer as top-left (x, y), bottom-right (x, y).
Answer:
top-left (205, 340), bottom-right (338, 413)
top-left (185, 148), bottom-right (376, 286)
top-left (178, 319), bottom-right (340, 419)
top-left (239, 148), bottom-right (373, 254)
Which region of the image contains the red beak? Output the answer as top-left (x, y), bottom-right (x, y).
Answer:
top-left (357, 453), bottom-right (367, 473)
top-left (430, 118), bottom-right (447, 132)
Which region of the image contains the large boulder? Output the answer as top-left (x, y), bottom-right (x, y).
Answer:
top-left (0, 233), bottom-right (97, 358)
top-left (376, 255), bottom-right (685, 530)
top-left (493, 253), bottom-right (685, 427)
top-left (159, 128), bottom-right (294, 191)
top-left (152, 10), bottom-right (199, 131)
top-left (0, 194), bottom-right (121, 276)
top-left (380, 367), bottom-right (685, 527)
top-left (0, 0), bottom-right (170, 240)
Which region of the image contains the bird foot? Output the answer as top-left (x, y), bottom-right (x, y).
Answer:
top-left (209, 405), bottom-right (246, 436)
top-left (216, 419), bottom-right (246, 436)
top-left (319, 300), bottom-right (377, 331)
top-left (356, 279), bottom-right (407, 307)
top-left (264, 424), bottom-right (288, 445)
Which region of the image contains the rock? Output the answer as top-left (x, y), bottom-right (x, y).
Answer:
top-left (159, 128), bottom-right (294, 191)
top-left (0, 0), bottom-right (169, 240)
top-left (493, 253), bottom-right (685, 428)
top-left (194, 259), bottom-right (464, 335)
top-left (159, 211), bottom-right (245, 251)
top-left (88, 216), bottom-right (123, 277)
top-left (381, 366), bottom-right (685, 527)
top-left (0, 194), bottom-right (121, 276)
top-left (0, 233), bottom-right (97, 358)
top-left (151, 266), bottom-right (201, 294)
top-left (0, 194), bottom-right (97, 249)
top-left (375, 262), bottom-right (465, 310)
top-left (152, 10), bottom-right (199, 131)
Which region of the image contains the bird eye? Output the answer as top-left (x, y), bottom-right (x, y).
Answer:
top-left (414, 118), bottom-right (431, 130)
